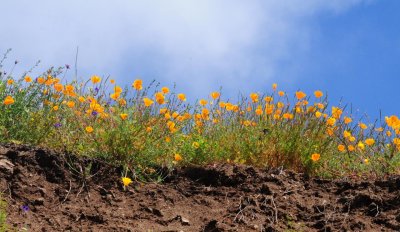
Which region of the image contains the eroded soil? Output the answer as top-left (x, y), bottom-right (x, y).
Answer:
top-left (1, 144), bottom-right (400, 231)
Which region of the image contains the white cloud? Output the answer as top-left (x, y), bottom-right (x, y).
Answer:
top-left (0, 0), bottom-right (370, 96)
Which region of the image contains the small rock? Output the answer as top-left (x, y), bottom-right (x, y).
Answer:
top-left (181, 216), bottom-right (190, 226)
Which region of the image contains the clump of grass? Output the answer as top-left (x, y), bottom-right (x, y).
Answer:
top-left (0, 193), bottom-right (9, 232)
top-left (1, 58), bottom-right (400, 178)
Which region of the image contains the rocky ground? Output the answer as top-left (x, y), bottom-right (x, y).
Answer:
top-left (1, 144), bottom-right (400, 231)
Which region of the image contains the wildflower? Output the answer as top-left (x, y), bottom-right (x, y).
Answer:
top-left (314, 90), bottom-right (323, 98)
top-left (177, 93), bottom-right (186, 101)
top-left (85, 126), bottom-right (94, 133)
top-left (78, 96), bottom-right (85, 103)
top-left (54, 123), bottom-right (62, 128)
top-left (37, 77), bottom-right (45, 84)
top-left (219, 101), bottom-right (226, 108)
top-left (161, 87), bottom-right (170, 94)
top-left (211, 92), bottom-right (220, 99)
top-left (120, 113), bottom-right (128, 120)
top-left (364, 159), bottom-right (369, 164)
top-left (359, 123), bottom-right (368, 130)
top-left (255, 107), bottom-right (263, 116)
top-left (272, 83), bottom-right (277, 91)
top-left (3, 96), bottom-right (14, 105)
top-left (264, 96), bottom-right (273, 103)
top-left (24, 76), bottom-right (32, 82)
top-left (311, 153), bottom-right (320, 162)
top-left (132, 79), bottom-right (143, 90)
top-left (331, 107), bottom-right (343, 119)
top-left (165, 137), bottom-right (171, 143)
top-left (143, 98), bottom-right (154, 107)
top-left (250, 93), bottom-right (259, 103)
top-left (155, 92), bottom-right (165, 104)
top-left (201, 108), bottom-right (210, 120)
top-left (118, 98), bottom-right (127, 106)
top-left (199, 99), bottom-right (208, 106)
top-left (315, 111), bottom-right (322, 118)
top-left (54, 83), bottom-right (63, 92)
top-left (174, 153), bottom-right (183, 161)
top-left (91, 75), bottom-right (101, 84)
top-left (6, 79), bottom-right (13, 85)
top-left (348, 145), bottom-right (355, 152)
top-left (146, 127), bottom-right (152, 132)
top-left (164, 112), bottom-right (171, 120)
top-left (110, 92), bottom-right (120, 100)
top-left (327, 117), bottom-right (336, 126)
top-left (277, 102), bottom-right (284, 108)
top-left (172, 111), bottom-right (179, 119)
top-left (365, 138), bottom-right (375, 146)
top-left (295, 91), bottom-right (306, 100)
top-left (344, 117), bottom-right (352, 124)
top-left (265, 104), bottom-right (274, 115)
top-left (53, 105), bottom-right (59, 111)
top-left (21, 205), bottom-right (29, 213)
top-left (67, 101), bottom-right (75, 108)
top-left (110, 79), bottom-right (115, 84)
top-left (386, 131), bottom-right (392, 137)
top-left (349, 136), bottom-right (356, 142)
top-left (338, 144), bottom-right (346, 152)
top-left (192, 142), bottom-right (200, 149)
top-left (92, 111), bottom-right (98, 116)
top-left (283, 113), bottom-right (293, 120)
top-left (114, 86), bottom-right (123, 93)
top-left (357, 141), bottom-right (365, 150)
top-left (121, 177), bottom-right (132, 187)
top-left (159, 108), bottom-right (168, 114)
top-left (343, 130), bottom-right (351, 138)
top-left (278, 91), bottom-right (285, 97)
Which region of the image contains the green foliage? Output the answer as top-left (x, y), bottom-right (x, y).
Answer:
top-left (0, 59), bottom-right (399, 177)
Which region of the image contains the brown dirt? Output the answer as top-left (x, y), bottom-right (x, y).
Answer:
top-left (1, 144), bottom-right (400, 231)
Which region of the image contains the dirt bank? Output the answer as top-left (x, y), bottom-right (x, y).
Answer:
top-left (0, 144), bottom-right (399, 231)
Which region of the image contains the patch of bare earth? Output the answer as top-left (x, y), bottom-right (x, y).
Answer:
top-left (1, 144), bottom-right (400, 231)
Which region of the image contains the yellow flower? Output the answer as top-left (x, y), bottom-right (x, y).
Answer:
top-left (159, 108), bottom-right (168, 114)
top-left (110, 79), bottom-right (115, 84)
top-left (114, 86), bottom-right (123, 93)
top-left (210, 92), bottom-right (220, 99)
top-left (161, 87), bottom-right (170, 94)
top-left (357, 141), bottom-right (365, 150)
top-left (91, 75), bottom-right (101, 84)
top-left (199, 99), bottom-right (208, 106)
top-left (3, 96), bottom-right (14, 105)
top-left (219, 101), bottom-right (226, 108)
top-left (118, 98), bottom-right (127, 106)
top-left (54, 83), bottom-right (63, 92)
top-left (295, 91), bottom-right (306, 100)
top-left (6, 79), bottom-right (13, 85)
top-left (255, 108), bottom-right (263, 116)
top-left (110, 92), bottom-right (120, 100)
top-left (326, 117), bottom-right (336, 126)
top-left (314, 90), bottom-right (323, 98)
top-left (343, 130), bottom-right (351, 138)
top-left (132, 79), bottom-right (143, 90)
top-left (67, 101), bottom-right (75, 108)
top-left (348, 145), bottom-right (355, 152)
top-left (315, 111), bottom-right (322, 118)
top-left (165, 137), bottom-right (171, 143)
top-left (386, 131), bottom-right (392, 137)
top-left (331, 107), bottom-right (343, 119)
top-left (264, 96), bottom-right (273, 103)
top-left (338, 144), bottom-right (346, 152)
top-left (174, 153), bottom-right (183, 162)
top-left (201, 108), bottom-right (210, 120)
top-left (155, 92), bottom-right (165, 104)
top-left (359, 123), bottom-right (368, 130)
top-left (172, 111), bottom-right (179, 119)
top-left (85, 126), bottom-right (94, 133)
top-left (24, 76), bottom-right (32, 82)
top-left (53, 105), bottom-right (59, 111)
top-left (344, 117), bottom-right (352, 124)
top-left (146, 127), bottom-right (152, 132)
top-left (265, 104), bottom-right (274, 115)
top-left (143, 98), bottom-right (154, 107)
top-left (283, 113), bottom-right (293, 120)
top-left (365, 138), bottom-right (375, 146)
top-left (177, 93), bottom-right (186, 101)
top-left (37, 77), bottom-right (45, 84)
top-left (272, 83), bottom-right (277, 91)
top-left (364, 158), bottom-right (369, 165)
top-left (278, 91), bottom-right (285, 97)
top-left (250, 93), bottom-right (259, 103)
top-left (121, 177), bottom-right (132, 187)
top-left (120, 113), bottom-right (128, 120)
top-left (192, 142), bottom-right (200, 149)
top-left (78, 96), bottom-right (86, 103)
top-left (311, 153), bottom-right (320, 162)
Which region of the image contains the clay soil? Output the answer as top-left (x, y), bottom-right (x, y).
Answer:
top-left (1, 144), bottom-right (400, 231)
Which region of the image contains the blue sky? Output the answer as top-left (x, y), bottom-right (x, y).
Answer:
top-left (1, 0), bottom-right (399, 121)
